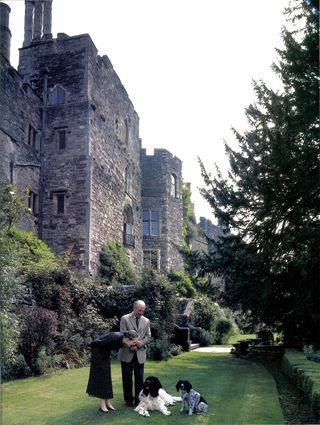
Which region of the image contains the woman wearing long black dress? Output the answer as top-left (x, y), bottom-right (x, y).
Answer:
top-left (86, 330), bottom-right (138, 413)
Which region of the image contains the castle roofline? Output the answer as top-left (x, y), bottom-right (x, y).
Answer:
top-left (140, 147), bottom-right (182, 164)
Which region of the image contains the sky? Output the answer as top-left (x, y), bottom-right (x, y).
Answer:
top-left (4, 0), bottom-right (289, 222)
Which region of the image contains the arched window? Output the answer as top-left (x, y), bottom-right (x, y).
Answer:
top-left (51, 86), bottom-right (65, 105)
top-left (171, 174), bottom-right (178, 198)
top-left (123, 205), bottom-right (134, 247)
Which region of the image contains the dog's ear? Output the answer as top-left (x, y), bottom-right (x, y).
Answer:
top-left (153, 377), bottom-right (162, 390)
top-left (149, 378), bottom-right (161, 397)
top-left (176, 380), bottom-right (182, 392)
top-left (185, 381), bottom-right (192, 392)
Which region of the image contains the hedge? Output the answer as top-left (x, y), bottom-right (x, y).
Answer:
top-left (282, 348), bottom-right (320, 419)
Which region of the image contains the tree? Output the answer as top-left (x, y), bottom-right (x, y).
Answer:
top-left (99, 240), bottom-right (137, 285)
top-left (182, 183), bottom-right (197, 248)
top-left (199, 0), bottom-right (319, 346)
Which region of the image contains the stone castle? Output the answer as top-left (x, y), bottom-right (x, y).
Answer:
top-left (0, 1), bottom-right (186, 275)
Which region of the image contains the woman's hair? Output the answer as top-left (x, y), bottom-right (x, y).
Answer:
top-left (124, 330), bottom-right (138, 340)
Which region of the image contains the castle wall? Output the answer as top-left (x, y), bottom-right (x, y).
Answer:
top-left (0, 55), bottom-right (41, 233)
top-left (88, 54), bottom-right (142, 274)
top-left (141, 148), bottom-right (184, 272)
top-left (1, 3), bottom-right (185, 277)
top-left (18, 35), bottom-right (93, 271)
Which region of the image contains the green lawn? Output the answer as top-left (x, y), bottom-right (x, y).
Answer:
top-left (2, 351), bottom-right (283, 425)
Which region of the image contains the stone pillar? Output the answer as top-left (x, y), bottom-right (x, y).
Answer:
top-left (23, 0), bottom-right (33, 47)
top-left (42, 0), bottom-right (52, 40)
top-left (0, 2), bottom-right (11, 62)
top-left (33, 0), bottom-right (43, 40)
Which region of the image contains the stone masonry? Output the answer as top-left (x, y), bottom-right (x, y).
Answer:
top-left (0, 1), bottom-right (184, 275)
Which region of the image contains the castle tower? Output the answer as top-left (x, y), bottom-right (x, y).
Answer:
top-left (17, 0), bottom-right (142, 274)
top-left (140, 148), bottom-right (184, 272)
top-left (0, 2), bottom-right (11, 62)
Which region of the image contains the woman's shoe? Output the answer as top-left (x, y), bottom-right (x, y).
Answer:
top-left (106, 405), bottom-right (115, 411)
top-left (99, 407), bottom-right (109, 413)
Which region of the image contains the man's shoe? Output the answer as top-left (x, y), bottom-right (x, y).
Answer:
top-left (125, 401), bottom-right (134, 407)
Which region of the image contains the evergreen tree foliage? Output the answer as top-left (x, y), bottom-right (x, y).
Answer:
top-left (99, 240), bottom-right (137, 285)
top-left (199, 0), bottom-right (319, 346)
top-left (182, 183), bottom-right (198, 248)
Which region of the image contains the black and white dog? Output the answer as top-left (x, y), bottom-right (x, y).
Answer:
top-left (176, 380), bottom-right (208, 415)
top-left (135, 376), bottom-right (181, 417)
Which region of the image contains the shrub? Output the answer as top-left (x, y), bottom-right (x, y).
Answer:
top-left (167, 269), bottom-right (196, 298)
top-left (6, 227), bottom-right (58, 273)
top-left (34, 347), bottom-right (69, 375)
top-left (303, 345), bottom-right (320, 363)
top-left (199, 329), bottom-right (212, 346)
top-left (213, 318), bottom-right (234, 344)
top-left (147, 338), bottom-right (170, 360)
top-left (190, 296), bottom-right (217, 331)
top-left (168, 344), bottom-right (182, 357)
top-left (99, 241), bottom-right (137, 285)
top-left (282, 349), bottom-right (320, 419)
top-left (18, 305), bottom-right (58, 371)
top-left (136, 269), bottom-right (177, 341)
top-left (10, 354), bottom-right (31, 379)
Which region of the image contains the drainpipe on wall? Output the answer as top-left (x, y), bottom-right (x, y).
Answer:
top-left (38, 67), bottom-right (48, 240)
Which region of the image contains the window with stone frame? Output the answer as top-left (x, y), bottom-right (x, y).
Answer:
top-left (51, 86), bottom-right (65, 105)
top-left (171, 173), bottom-right (178, 198)
top-left (58, 129), bottom-right (67, 150)
top-left (27, 124), bottom-right (38, 149)
top-left (27, 190), bottom-right (38, 216)
top-left (142, 210), bottom-right (159, 237)
top-left (143, 250), bottom-right (160, 269)
top-left (123, 205), bottom-right (134, 247)
top-left (53, 192), bottom-right (66, 215)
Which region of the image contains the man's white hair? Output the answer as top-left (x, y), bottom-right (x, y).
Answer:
top-left (134, 300), bottom-right (146, 308)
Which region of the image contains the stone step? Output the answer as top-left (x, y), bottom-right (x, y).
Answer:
top-left (190, 343), bottom-right (200, 350)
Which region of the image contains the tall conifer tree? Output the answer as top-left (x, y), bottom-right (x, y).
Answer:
top-left (199, 0), bottom-right (319, 345)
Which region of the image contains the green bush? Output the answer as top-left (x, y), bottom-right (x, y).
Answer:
top-left (190, 295), bottom-right (217, 331)
top-left (136, 269), bottom-right (177, 341)
top-left (213, 318), bottom-right (234, 344)
top-left (167, 269), bottom-right (196, 297)
top-left (303, 345), bottom-right (320, 363)
top-left (18, 305), bottom-right (58, 371)
top-left (282, 349), bottom-right (320, 419)
top-left (34, 347), bottom-right (70, 375)
top-left (147, 339), bottom-right (169, 360)
top-left (99, 240), bottom-right (137, 285)
top-left (199, 329), bottom-right (212, 346)
top-left (168, 343), bottom-right (182, 357)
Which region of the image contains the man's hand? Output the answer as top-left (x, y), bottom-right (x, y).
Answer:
top-left (135, 340), bottom-right (144, 349)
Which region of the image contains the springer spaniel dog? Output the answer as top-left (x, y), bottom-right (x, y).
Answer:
top-left (176, 379), bottom-right (208, 415)
top-left (135, 376), bottom-right (181, 417)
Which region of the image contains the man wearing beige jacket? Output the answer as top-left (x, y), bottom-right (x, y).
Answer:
top-left (118, 300), bottom-right (151, 406)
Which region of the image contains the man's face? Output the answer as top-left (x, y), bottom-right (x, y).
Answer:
top-left (134, 305), bottom-right (145, 318)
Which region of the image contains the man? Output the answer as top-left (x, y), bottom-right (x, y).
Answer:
top-left (118, 300), bottom-right (151, 406)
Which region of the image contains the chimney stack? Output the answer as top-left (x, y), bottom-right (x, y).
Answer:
top-left (0, 2), bottom-right (11, 62)
top-left (23, 0), bottom-right (53, 47)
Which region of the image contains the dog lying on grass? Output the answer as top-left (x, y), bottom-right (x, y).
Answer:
top-left (176, 379), bottom-right (208, 415)
top-left (135, 376), bottom-right (181, 417)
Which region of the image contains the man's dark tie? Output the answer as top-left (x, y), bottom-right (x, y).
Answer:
top-left (136, 317), bottom-right (139, 329)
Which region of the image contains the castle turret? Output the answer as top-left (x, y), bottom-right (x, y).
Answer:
top-left (0, 2), bottom-right (11, 62)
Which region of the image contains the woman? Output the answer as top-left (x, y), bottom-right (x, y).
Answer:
top-left (86, 330), bottom-right (138, 413)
